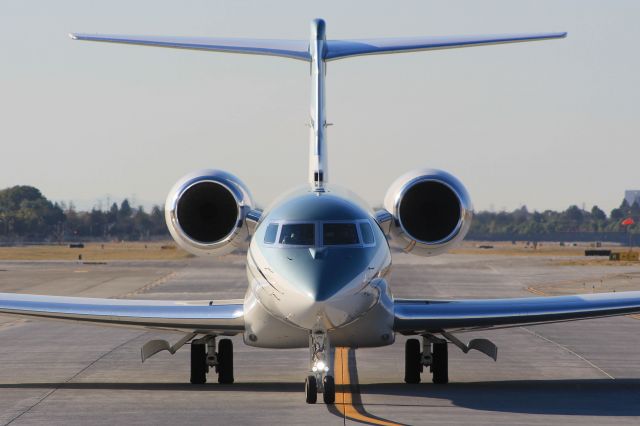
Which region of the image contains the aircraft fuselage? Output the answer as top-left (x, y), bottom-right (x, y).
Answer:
top-left (243, 185), bottom-right (395, 348)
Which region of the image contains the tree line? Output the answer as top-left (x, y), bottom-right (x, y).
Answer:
top-left (0, 186), bottom-right (167, 242)
top-left (0, 185), bottom-right (637, 243)
top-left (468, 201), bottom-right (638, 243)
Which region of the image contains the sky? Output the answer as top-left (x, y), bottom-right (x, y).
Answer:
top-left (1, 0), bottom-right (639, 213)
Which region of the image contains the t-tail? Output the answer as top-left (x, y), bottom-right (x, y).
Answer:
top-left (70, 19), bottom-right (566, 189)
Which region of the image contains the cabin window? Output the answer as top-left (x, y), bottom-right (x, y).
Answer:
top-left (279, 223), bottom-right (315, 246)
top-left (323, 223), bottom-right (359, 245)
top-left (264, 223), bottom-right (279, 244)
top-left (359, 222), bottom-right (375, 245)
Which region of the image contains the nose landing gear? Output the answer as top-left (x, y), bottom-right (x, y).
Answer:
top-left (306, 331), bottom-right (336, 404)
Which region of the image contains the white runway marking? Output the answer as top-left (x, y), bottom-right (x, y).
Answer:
top-left (521, 327), bottom-right (615, 380)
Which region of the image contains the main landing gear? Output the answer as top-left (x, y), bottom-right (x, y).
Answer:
top-left (305, 331), bottom-right (336, 404)
top-left (190, 336), bottom-right (234, 384)
top-left (404, 335), bottom-right (448, 384)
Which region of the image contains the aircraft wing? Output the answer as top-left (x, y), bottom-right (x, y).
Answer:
top-left (0, 292), bottom-right (244, 334)
top-left (394, 291), bottom-right (640, 334)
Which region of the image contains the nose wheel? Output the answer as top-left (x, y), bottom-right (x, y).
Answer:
top-left (305, 331), bottom-right (335, 404)
top-left (322, 375), bottom-right (335, 404)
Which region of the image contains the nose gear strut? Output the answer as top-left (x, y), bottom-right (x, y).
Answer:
top-left (305, 330), bottom-right (335, 404)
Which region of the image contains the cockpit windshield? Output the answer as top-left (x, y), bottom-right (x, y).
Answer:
top-left (264, 220), bottom-right (376, 248)
top-left (323, 223), bottom-right (359, 245)
top-left (359, 222), bottom-right (374, 245)
top-left (263, 223), bottom-right (279, 244)
top-left (278, 223), bottom-right (315, 246)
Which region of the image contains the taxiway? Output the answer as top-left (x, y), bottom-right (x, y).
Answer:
top-left (0, 252), bottom-right (639, 425)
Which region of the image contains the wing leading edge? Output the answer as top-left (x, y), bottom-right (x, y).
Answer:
top-left (0, 293), bottom-right (244, 333)
top-left (394, 291), bottom-right (640, 334)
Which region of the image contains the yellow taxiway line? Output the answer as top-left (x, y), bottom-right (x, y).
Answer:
top-left (333, 347), bottom-right (403, 426)
top-left (526, 286), bottom-right (547, 296)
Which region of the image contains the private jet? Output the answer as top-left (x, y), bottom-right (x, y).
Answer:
top-left (2, 19), bottom-right (640, 404)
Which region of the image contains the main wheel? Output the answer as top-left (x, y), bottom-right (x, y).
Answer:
top-left (323, 375), bottom-right (335, 404)
top-left (305, 375), bottom-right (318, 404)
top-left (217, 338), bottom-right (234, 384)
top-left (432, 341), bottom-right (449, 384)
top-left (190, 342), bottom-right (207, 384)
top-left (404, 338), bottom-right (422, 384)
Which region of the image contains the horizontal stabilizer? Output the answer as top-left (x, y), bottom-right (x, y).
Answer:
top-left (325, 33), bottom-right (566, 60)
top-left (69, 33), bottom-right (311, 61)
top-left (70, 32), bottom-right (565, 63)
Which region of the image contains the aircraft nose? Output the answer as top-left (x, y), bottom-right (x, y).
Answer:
top-left (305, 278), bottom-right (343, 302)
top-left (272, 248), bottom-right (368, 303)
top-left (291, 268), bottom-right (378, 331)
top-left (291, 262), bottom-right (351, 303)
top-left (267, 248), bottom-right (379, 330)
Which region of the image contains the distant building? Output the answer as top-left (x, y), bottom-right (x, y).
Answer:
top-left (625, 190), bottom-right (640, 206)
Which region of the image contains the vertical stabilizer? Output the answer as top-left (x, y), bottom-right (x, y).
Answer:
top-left (308, 19), bottom-right (328, 189)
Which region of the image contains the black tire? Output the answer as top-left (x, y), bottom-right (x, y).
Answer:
top-left (190, 342), bottom-right (207, 384)
top-left (305, 375), bottom-right (318, 404)
top-left (323, 375), bottom-right (335, 404)
top-left (217, 338), bottom-right (234, 384)
top-left (404, 339), bottom-right (422, 384)
top-left (432, 342), bottom-right (449, 384)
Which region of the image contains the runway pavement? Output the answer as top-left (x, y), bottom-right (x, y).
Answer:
top-left (0, 252), bottom-right (639, 425)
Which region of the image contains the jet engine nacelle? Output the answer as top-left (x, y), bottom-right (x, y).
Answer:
top-left (165, 169), bottom-right (254, 256)
top-left (383, 168), bottom-right (472, 257)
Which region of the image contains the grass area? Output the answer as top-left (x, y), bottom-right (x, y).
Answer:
top-left (452, 241), bottom-right (632, 258)
top-left (528, 270), bottom-right (640, 296)
top-left (553, 259), bottom-right (640, 267)
top-left (0, 242), bottom-right (192, 261)
top-left (0, 240), bottom-right (636, 262)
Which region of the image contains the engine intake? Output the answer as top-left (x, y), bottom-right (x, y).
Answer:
top-left (383, 169), bottom-right (472, 256)
top-left (165, 169), bottom-right (254, 256)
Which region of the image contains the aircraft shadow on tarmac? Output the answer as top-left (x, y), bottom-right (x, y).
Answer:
top-left (0, 379), bottom-right (639, 416)
top-left (360, 379), bottom-right (640, 416)
top-left (0, 382), bottom-right (302, 393)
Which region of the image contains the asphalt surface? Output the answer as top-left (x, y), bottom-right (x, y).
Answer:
top-left (0, 252), bottom-right (639, 425)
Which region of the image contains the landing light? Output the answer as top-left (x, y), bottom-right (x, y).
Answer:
top-left (312, 360), bottom-right (329, 373)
